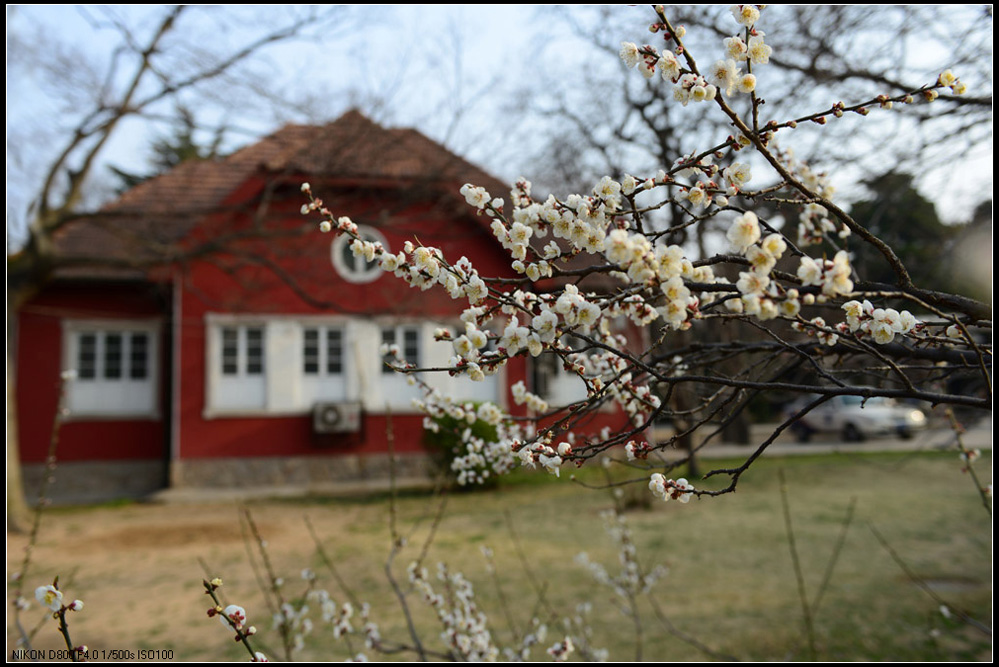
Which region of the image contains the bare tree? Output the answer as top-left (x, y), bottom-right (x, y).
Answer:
top-left (526, 5), bottom-right (991, 222)
top-left (306, 5), bottom-right (991, 501)
top-left (502, 4), bottom-right (992, 457)
top-left (5, 5), bottom-right (353, 529)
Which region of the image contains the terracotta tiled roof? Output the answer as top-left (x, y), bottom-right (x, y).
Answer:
top-left (272, 110), bottom-right (507, 192)
top-left (52, 110), bottom-right (508, 277)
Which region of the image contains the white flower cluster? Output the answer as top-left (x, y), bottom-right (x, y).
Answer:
top-left (607, 371), bottom-right (663, 428)
top-left (546, 637), bottom-right (575, 662)
top-left (273, 600), bottom-right (314, 652)
top-left (798, 202), bottom-right (850, 245)
top-left (415, 390), bottom-right (523, 485)
top-left (408, 562), bottom-right (499, 662)
top-left (715, 27), bottom-right (771, 95)
top-left (287, 587), bottom-right (378, 652)
top-left (673, 72), bottom-right (720, 106)
top-left (797, 250), bottom-right (854, 297)
top-left (842, 300), bottom-right (920, 345)
top-left (35, 584), bottom-right (83, 614)
top-left (649, 473), bottom-right (695, 503)
top-left (603, 230), bottom-right (704, 331)
top-left (502, 617), bottom-right (548, 661)
top-left (316, 205), bottom-right (496, 310)
top-left (624, 440), bottom-right (653, 460)
top-left (721, 212), bottom-right (807, 321)
top-left (937, 69), bottom-right (967, 96)
top-left (766, 148), bottom-right (846, 246)
top-left (710, 56), bottom-right (757, 96)
top-left (622, 7), bottom-right (771, 102)
top-left (511, 380), bottom-right (549, 414)
top-left (515, 437), bottom-right (571, 478)
top-left (576, 510), bottom-right (668, 602)
top-left (620, 42), bottom-right (720, 105)
top-left (792, 316), bottom-right (840, 347)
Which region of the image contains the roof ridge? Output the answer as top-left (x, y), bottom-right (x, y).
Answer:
top-left (54, 110), bottom-right (509, 277)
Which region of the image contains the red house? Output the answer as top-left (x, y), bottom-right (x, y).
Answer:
top-left (15, 111), bottom-right (625, 504)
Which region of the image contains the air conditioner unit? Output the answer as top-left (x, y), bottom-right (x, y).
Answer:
top-left (312, 401), bottom-right (362, 434)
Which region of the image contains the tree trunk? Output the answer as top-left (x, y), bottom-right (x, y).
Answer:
top-left (7, 280), bottom-right (42, 533)
top-left (7, 338), bottom-right (31, 533)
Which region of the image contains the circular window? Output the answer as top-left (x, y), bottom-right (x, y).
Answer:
top-left (331, 226), bottom-right (388, 284)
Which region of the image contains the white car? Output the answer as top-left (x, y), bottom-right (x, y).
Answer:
top-left (786, 395), bottom-right (928, 442)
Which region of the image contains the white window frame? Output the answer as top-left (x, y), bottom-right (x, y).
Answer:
top-left (331, 225), bottom-right (388, 284)
top-left (378, 322), bottom-right (424, 409)
top-left (301, 323), bottom-right (348, 403)
top-left (204, 315), bottom-right (460, 417)
top-left (437, 322), bottom-right (503, 406)
top-left (380, 323), bottom-right (421, 372)
top-left (210, 322), bottom-right (268, 413)
top-left (533, 335), bottom-right (589, 407)
top-left (205, 314), bottom-right (358, 418)
top-left (62, 319), bottom-right (160, 419)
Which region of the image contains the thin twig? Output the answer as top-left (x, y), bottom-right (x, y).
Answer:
top-left (382, 405), bottom-right (428, 661)
top-left (304, 516), bottom-right (363, 611)
top-left (868, 524), bottom-right (991, 637)
top-left (944, 408), bottom-right (992, 518)
top-left (647, 595), bottom-right (741, 662)
top-left (503, 509), bottom-right (558, 622)
top-left (11, 374), bottom-right (71, 652)
top-left (778, 469), bottom-right (817, 661)
top-left (810, 497), bottom-right (857, 615)
top-left (241, 508), bottom-right (293, 661)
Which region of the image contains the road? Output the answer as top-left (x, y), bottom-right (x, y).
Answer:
top-left (652, 415), bottom-right (993, 460)
top-left (154, 416), bottom-right (991, 504)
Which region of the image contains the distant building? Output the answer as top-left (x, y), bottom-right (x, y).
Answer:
top-left (15, 111), bottom-right (636, 503)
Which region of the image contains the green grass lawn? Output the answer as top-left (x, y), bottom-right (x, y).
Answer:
top-left (10, 451), bottom-right (991, 662)
top-left (258, 451), bottom-right (992, 662)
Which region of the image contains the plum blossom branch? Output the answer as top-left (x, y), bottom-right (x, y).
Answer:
top-left (300, 4), bottom-right (989, 504)
top-left (203, 578), bottom-right (265, 661)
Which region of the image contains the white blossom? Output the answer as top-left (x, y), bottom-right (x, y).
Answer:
top-left (737, 73), bottom-right (757, 94)
top-left (36, 585), bottom-right (63, 611)
top-left (710, 59), bottom-right (740, 95)
top-left (620, 42), bottom-right (641, 68)
top-left (731, 4), bottom-right (761, 26)
top-left (727, 211), bottom-right (762, 253)
top-left (747, 34), bottom-right (772, 65)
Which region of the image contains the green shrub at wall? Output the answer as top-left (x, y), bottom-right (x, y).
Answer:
top-left (423, 403), bottom-right (501, 490)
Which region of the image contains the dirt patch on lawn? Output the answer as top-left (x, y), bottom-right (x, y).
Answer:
top-left (6, 499), bottom-right (362, 661)
top-left (81, 520), bottom-right (259, 553)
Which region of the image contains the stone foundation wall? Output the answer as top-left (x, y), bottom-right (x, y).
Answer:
top-left (171, 453), bottom-right (437, 491)
top-left (21, 454), bottom-right (440, 505)
top-left (23, 461), bottom-right (166, 506)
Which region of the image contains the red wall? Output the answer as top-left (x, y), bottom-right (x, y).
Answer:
top-left (15, 282), bottom-right (169, 463)
top-left (16, 177), bottom-right (626, 469)
top-left (175, 179), bottom-right (529, 460)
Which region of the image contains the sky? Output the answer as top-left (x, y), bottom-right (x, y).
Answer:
top-left (5, 5), bottom-right (553, 247)
top-left (6, 5), bottom-right (993, 251)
